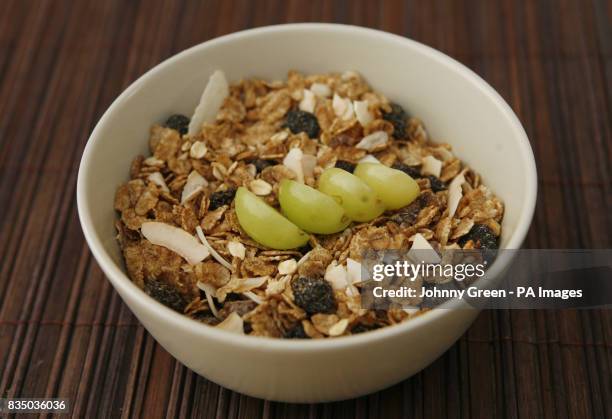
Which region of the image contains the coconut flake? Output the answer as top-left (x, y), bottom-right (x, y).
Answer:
top-left (353, 100), bottom-right (374, 127)
top-left (448, 170), bottom-right (467, 218)
top-left (346, 258), bottom-right (362, 284)
top-left (358, 154), bottom-right (381, 164)
top-left (188, 70), bottom-right (229, 136)
top-left (147, 172), bottom-right (169, 192)
top-left (356, 131), bottom-right (388, 151)
top-left (195, 226), bottom-right (233, 270)
top-left (243, 291), bottom-right (264, 305)
top-left (216, 312), bottom-right (244, 334)
top-left (299, 89), bottom-right (316, 113)
top-left (141, 222), bottom-right (209, 265)
top-left (310, 82), bottom-right (331, 97)
top-left (332, 93), bottom-right (354, 120)
top-left (283, 147), bottom-right (305, 182)
top-left (181, 170), bottom-right (207, 204)
top-left (325, 263), bottom-right (348, 290)
top-left (421, 155), bottom-right (442, 177)
top-left (408, 233), bottom-right (441, 264)
top-left (197, 281), bottom-right (220, 318)
top-left (227, 241), bottom-right (245, 259)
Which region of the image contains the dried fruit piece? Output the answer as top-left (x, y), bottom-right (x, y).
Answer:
top-left (144, 279), bottom-right (187, 312)
top-left (284, 322), bottom-right (309, 339)
top-left (382, 103), bottom-right (408, 138)
top-left (426, 175), bottom-right (447, 192)
top-left (459, 224), bottom-right (499, 250)
top-left (165, 114), bottom-right (190, 135)
top-left (334, 160), bottom-right (356, 173)
top-left (285, 110), bottom-right (320, 138)
top-left (209, 189), bottom-right (236, 211)
top-left (248, 158), bottom-right (276, 173)
top-left (216, 312), bottom-right (244, 334)
top-left (392, 162), bottom-right (421, 179)
top-left (291, 277), bottom-right (337, 315)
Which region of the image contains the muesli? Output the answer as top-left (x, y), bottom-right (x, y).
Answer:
top-left (113, 70), bottom-right (503, 338)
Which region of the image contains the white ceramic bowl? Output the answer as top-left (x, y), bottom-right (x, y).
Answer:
top-left (77, 23), bottom-right (537, 402)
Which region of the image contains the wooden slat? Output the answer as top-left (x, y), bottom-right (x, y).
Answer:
top-left (0, 1), bottom-right (609, 418)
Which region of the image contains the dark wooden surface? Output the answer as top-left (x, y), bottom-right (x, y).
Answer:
top-left (1, 0), bottom-right (610, 417)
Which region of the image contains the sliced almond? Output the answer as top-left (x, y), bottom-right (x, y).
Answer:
top-left (189, 141), bottom-right (208, 159)
top-left (355, 131), bottom-right (388, 151)
top-left (249, 179), bottom-right (272, 196)
top-left (144, 156), bottom-right (164, 166)
top-left (328, 318), bottom-right (349, 337)
top-left (141, 222), bottom-right (209, 265)
top-left (421, 155), bottom-right (442, 177)
top-left (188, 70), bottom-right (229, 136)
top-left (227, 241), bottom-right (246, 259)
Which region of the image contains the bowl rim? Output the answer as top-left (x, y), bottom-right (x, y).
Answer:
top-left (77, 22), bottom-right (537, 351)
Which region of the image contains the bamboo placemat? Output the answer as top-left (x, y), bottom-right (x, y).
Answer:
top-left (0, 0), bottom-right (610, 417)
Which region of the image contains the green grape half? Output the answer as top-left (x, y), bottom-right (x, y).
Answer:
top-left (234, 187), bottom-right (309, 249)
top-left (279, 179), bottom-right (351, 234)
top-left (317, 168), bottom-right (385, 222)
top-left (353, 163), bottom-right (420, 210)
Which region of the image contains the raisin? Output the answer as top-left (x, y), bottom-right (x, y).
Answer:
top-left (351, 323), bottom-right (380, 334)
top-left (209, 188), bottom-right (236, 211)
top-left (297, 242), bottom-right (313, 256)
top-left (459, 224), bottom-right (499, 250)
top-left (284, 322), bottom-right (309, 339)
top-left (291, 277), bottom-right (337, 315)
top-left (426, 175), bottom-right (447, 192)
top-left (392, 163), bottom-right (446, 192)
top-left (144, 279), bottom-right (186, 312)
top-left (165, 114), bottom-right (190, 135)
top-left (392, 162), bottom-right (421, 178)
top-left (382, 103), bottom-right (408, 139)
top-left (285, 110), bottom-right (320, 138)
top-left (247, 158), bottom-right (276, 173)
top-left (335, 160), bottom-right (356, 173)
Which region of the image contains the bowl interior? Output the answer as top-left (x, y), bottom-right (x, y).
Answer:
top-left (79, 24), bottom-right (536, 308)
